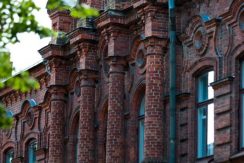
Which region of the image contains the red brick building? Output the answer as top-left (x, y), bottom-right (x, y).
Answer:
top-left (0, 0), bottom-right (244, 162)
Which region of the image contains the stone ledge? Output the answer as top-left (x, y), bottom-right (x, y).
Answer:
top-left (230, 150), bottom-right (244, 162)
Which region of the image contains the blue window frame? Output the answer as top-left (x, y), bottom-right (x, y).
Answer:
top-left (27, 140), bottom-right (37, 163)
top-left (138, 95), bottom-right (145, 163)
top-left (5, 148), bottom-right (14, 163)
top-left (197, 71), bottom-right (214, 158)
top-left (240, 61), bottom-right (244, 148)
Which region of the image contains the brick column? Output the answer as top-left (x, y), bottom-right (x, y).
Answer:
top-left (48, 86), bottom-right (66, 163)
top-left (144, 39), bottom-right (164, 162)
top-left (106, 57), bottom-right (126, 163)
top-left (211, 77), bottom-right (233, 162)
top-left (78, 70), bottom-right (97, 163)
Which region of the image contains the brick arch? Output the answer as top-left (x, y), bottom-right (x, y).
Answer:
top-left (97, 99), bottom-right (108, 163)
top-left (129, 37), bottom-right (146, 62)
top-left (1, 141), bottom-right (15, 154)
top-left (22, 132), bottom-right (39, 146)
top-left (228, 0), bottom-right (244, 23)
top-left (185, 58), bottom-right (216, 160)
top-left (127, 79), bottom-right (145, 163)
top-left (69, 110), bottom-right (80, 136)
top-left (1, 141), bottom-right (15, 163)
top-left (184, 15), bottom-right (204, 39)
top-left (226, 43), bottom-right (244, 154)
top-left (67, 111), bottom-right (79, 163)
top-left (98, 37), bottom-right (109, 79)
top-left (68, 68), bottom-right (79, 90)
top-left (98, 37), bottom-right (108, 59)
top-left (187, 57), bottom-right (217, 77)
top-left (20, 99), bottom-right (38, 116)
top-left (19, 132), bottom-right (38, 161)
top-left (39, 90), bottom-right (51, 106)
top-left (228, 43), bottom-right (244, 76)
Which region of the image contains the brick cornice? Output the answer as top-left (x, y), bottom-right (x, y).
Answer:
top-left (104, 56), bottom-right (127, 75)
top-left (78, 69), bottom-right (98, 82)
top-left (68, 27), bottom-right (98, 46)
top-left (211, 76), bottom-right (234, 90)
top-left (95, 9), bottom-right (127, 30)
top-left (47, 85), bottom-right (67, 102)
top-left (39, 44), bottom-right (65, 60)
top-left (143, 37), bottom-right (167, 55)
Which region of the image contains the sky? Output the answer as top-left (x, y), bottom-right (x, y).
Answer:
top-left (7, 0), bottom-right (51, 73)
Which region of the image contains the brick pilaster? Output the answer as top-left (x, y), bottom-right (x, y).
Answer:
top-left (211, 77), bottom-right (234, 162)
top-left (36, 148), bottom-right (47, 163)
top-left (144, 38), bottom-right (164, 162)
top-left (78, 70), bottom-right (97, 163)
top-left (12, 157), bottom-right (23, 163)
top-left (106, 57), bottom-right (126, 163)
top-left (48, 86), bottom-right (66, 163)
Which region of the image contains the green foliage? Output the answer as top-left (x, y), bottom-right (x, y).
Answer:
top-left (0, 104), bottom-right (13, 129)
top-left (0, 0), bottom-right (52, 47)
top-left (0, 0), bottom-right (99, 129)
top-left (47, 0), bottom-right (99, 18)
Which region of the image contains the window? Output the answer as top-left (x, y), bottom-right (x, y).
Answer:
top-left (138, 95), bottom-right (145, 163)
top-left (75, 127), bottom-right (79, 163)
top-left (197, 71), bottom-right (214, 158)
top-left (240, 61), bottom-right (244, 148)
top-left (27, 140), bottom-right (37, 163)
top-left (5, 148), bottom-right (14, 163)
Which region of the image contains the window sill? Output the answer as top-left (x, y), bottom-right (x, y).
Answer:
top-left (196, 155), bottom-right (214, 163)
top-left (230, 151), bottom-right (244, 162)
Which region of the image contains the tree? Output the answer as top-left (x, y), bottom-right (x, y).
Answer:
top-left (0, 0), bottom-right (98, 128)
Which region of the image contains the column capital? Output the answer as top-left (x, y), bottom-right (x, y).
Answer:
top-left (143, 37), bottom-right (167, 56)
top-left (47, 85), bottom-right (67, 101)
top-left (106, 56), bottom-right (127, 74)
top-left (211, 76), bottom-right (234, 98)
top-left (211, 76), bottom-right (234, 90)
top-left (78, 69), bottom-right (98, 87)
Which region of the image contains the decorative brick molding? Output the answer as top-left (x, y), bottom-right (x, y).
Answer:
top-left (0, 0), bottom-right (243, 163)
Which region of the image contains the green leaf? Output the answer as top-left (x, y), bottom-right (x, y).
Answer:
top-left (70, 4), bottom-right (99, 18)
top-left (0, 104), bottom-right (13, 129)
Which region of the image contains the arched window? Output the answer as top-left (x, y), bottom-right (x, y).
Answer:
top-left (27, 140), bottom-right (37, 163)
top-left (196, 70), bottom-right (214, 158)
top-left (138, 95), bottom-right (145, 163)
top-left (5, 148), bottom-right (14, 163)
top-left (68, 113), bottom-right (79, 163)
top-left (240, 60), bottom-right (244, 148)
top-left (74, 125), bottom-right (79, 163)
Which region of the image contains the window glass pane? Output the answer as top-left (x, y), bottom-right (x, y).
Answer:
top-left (242, 61), bottom-right (244, 88)
top-left (197, 106), bottom-right (207, 158)
top-left (138, 119), bottom-right (144, 163)
top-left (207, 103), bottom-right (214, 156)
top-left (198, 73), bottom-right (208, 102)
top-left (6, 150), bottom-right (14, 163)
top-left (28, 141), bottom-right (37, 163)
top-left (139, 96), bottom-right (145, 116)
top-left (75, 127), bottom-right (79, 163)
top-left (75, 143), bottom-right (78, 163)
top-left (208, 71), bottom-right (214, 99)
top-left (241, 94), bottom-right (244, 147)
top-left (198, 71), bottom-right (214, 102)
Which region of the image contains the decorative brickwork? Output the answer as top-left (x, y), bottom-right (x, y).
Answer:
top-left (0, 0), bottom-right (244, 163)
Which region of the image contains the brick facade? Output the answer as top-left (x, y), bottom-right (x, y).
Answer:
top-left (0, 0), bottom-right (244, 162)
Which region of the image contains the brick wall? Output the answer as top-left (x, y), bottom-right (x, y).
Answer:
top-left (0, 0), bottom-right (243, 163)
